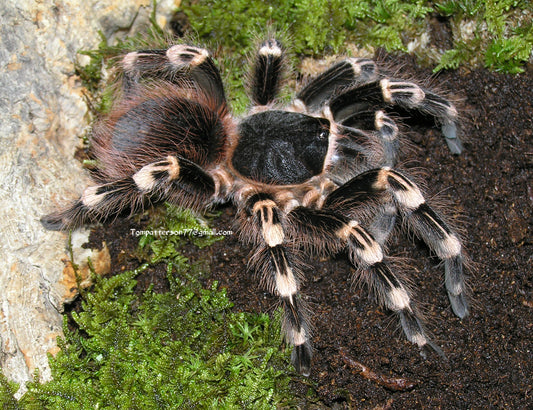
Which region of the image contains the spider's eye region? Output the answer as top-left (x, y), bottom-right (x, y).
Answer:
top-left (232, 111), bottom-right (330, 185)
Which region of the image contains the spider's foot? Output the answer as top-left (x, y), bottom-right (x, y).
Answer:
top-left (40, 200), bottom-right (87, 231)
top-left (400, 308), bottom-right (446, 360)
top-left (291, 342), bottom-right (312, 376)
top-left (445, 255), bottom-right (469, 318)
top-left (442, 121), bottom-right (463, 154)
top-left (40, 213), bottom-right (65, 231)
top-left (398, 310), bottom-right (429, 347)
top-left (449, 293), bottom-right (469, 319)
top-left (423, 339), bottom-right (447, 360)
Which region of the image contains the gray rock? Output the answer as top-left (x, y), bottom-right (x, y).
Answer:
top-left (0, 0), bottom-right (175, 396)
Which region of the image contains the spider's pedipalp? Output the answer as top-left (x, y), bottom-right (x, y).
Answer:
top-left (295, 58), bottom-right (378, 113)
top-left (251, 39), bottom-right (285, 106)
top-left (121, 45), bottom-right (226, 107)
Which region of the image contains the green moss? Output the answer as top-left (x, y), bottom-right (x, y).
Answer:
top-left (180, 0), bottom-right (532, 80)
top-left (12, 226), bottom-right (292, 408)
top-left (0, 202), bottom-right (292, 407)
top-left (180, 0), bottom-right (435, 110)
top-left (435, 0), bottom-right (533, 73)
top-left (0, 373), bottom-right (20, 410)
top-left (76, 1), bottom-right (532, 114)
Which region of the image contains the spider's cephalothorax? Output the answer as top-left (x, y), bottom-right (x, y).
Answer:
top-left (42, 39), bottom-right (469, 375)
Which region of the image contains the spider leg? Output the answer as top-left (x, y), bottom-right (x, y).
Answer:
top-left (121, 45), bottom-right (226, 106)
top-left (369, 202), bottom-right (398, 245)
top-left (327, 79), bottom-right (462, 154)
top-left (250, 39), bottom-right (285, 106)
top-left (286, 207), bottom-right (436, 353)
top-left (294, 58), bottom-right (378, 113)
top-left (324, 168), bottom-right (469, 318)
top-left (333, 122), bottom-right (401, 242)
top-left (241, 193), bottom-right (312, 375)
top-left (41, 156), bottom-right (215, 230)
top-left (337, 109), bottom-right (400, 167)
top-left (323, 122), bottom-right (401, 243)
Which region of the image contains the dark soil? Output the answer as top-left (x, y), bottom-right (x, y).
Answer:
top-left (86, 57), bottom-right (532, 408)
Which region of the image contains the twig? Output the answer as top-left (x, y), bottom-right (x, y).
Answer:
top-left (338, 348), bottom-right (417, 391)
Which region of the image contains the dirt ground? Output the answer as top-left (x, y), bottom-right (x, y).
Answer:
top-left (85, 55), bottom-right (532, 408)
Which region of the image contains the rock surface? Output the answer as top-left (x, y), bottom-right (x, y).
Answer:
top-left (0, 0), bottom-right (176, 395)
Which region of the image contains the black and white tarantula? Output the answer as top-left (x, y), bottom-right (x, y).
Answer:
top-left (42, 38), bottom-right (468, 375)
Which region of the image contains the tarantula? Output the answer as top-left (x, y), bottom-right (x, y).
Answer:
top-left (42, 38), bottom-right (468, 375)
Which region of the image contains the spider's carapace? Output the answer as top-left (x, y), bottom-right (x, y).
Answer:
top-left (232, 111), bottom-right (330, 185)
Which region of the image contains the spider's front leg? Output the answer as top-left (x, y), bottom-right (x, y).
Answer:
top-left (41, 156), bottom-right (216, 230)
top-left (121, 44), bottom-right (226, 107)
top-left (324, 168), bottom-right (469, 318)
top-left (286, 208), bottom-right (436, 354)
top-left (239, 193), bottom-right (312, 375)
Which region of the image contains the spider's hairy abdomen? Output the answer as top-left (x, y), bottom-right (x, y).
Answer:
top-left (92, 85), bottom-right (230, 180)
top-left (231, 110), bottom-right (330, 185)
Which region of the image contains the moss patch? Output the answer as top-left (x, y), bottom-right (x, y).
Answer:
top-left (180, 0), bottom-right (532, 87)
top-left (12, 209), bottom-right (292, 408)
